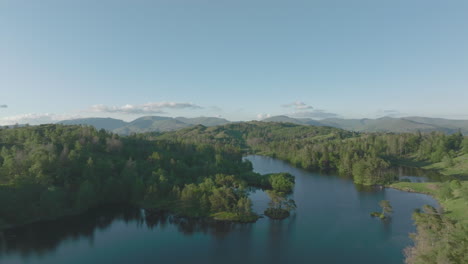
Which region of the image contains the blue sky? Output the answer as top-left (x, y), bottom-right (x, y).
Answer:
top-left (1, 0), bottom-right (468, 125)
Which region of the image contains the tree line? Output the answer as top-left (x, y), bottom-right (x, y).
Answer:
top-left (162, 122), bottom-right (467, 185)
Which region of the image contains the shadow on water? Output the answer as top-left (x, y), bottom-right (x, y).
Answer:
top-left (153, 213), bottom-right (251, 239)
top-left (388, 166), bottom-right (444, 182)
top-left (266, 213), bottom-right (297, 263)
top-left (0, 205), bottom-right (139, 257)
top-left (0, 205), bottom-right (249, 257)
top-left (354, 184), bottom-right (383, 193)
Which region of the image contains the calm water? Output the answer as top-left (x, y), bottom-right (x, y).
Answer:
top-left (0, 155), bottom-right (438, 264)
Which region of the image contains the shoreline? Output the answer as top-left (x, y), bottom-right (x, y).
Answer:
top-left (385, 184), bottom-right (443, 211)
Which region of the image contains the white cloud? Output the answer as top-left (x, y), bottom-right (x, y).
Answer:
top-left (0, 113), bottom-right (80, 126)
top-left (90, 102), bottom-right (202, 114)
top-left (0, 104), bottom-right (7, 108)
top-left (282, 101), bottom-right (337, 119)
top-left (376, 109), bottom-right (404, 118)
top-left (282, 101), bottom-right (313, 110)
top-left (289, 110), bottom-right (340, 119)
top-left (256, 113), bottom-right (271, 120)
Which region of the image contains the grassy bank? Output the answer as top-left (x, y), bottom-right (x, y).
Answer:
top-left (390, 181), bottom-right (468, 263)
top-left (389, 181), bottom-right (468, 226)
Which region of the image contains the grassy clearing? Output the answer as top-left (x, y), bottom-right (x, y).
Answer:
top-left (389, 182), bottom-right (439, 195)
top-left (390, 181), bottom-right (468, 226)
top-left (211, 212), bottom-right (259, 223)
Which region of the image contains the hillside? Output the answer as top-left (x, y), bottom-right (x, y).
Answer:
top-left (260, 115), bottom-right (467, 134)
top-left (114, 116), bottom-right (189, 134)
top-left (58, 116), bottom-right (232, 135)
top-left (404, 116), bottom-right (468, 132)
top-left (175, 117), bottom-right (230, 126)
top-left (320, 117), bottom-right (452, 133)
top-left (58, 118), bottom-right (128, 131)
top-left (261, 115), bottom-right (305, 124)
top-left (59, 115), bottom-right (468, 135)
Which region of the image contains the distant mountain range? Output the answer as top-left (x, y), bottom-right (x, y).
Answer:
top-left (57, 115), bottom-right (468, 135)
top-left (58, 116), bottom-right (230, 135)
top-left (261, 116), bottom-right (468, 134)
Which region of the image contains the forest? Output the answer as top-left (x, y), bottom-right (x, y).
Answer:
top-left (158, 121), bottom-right (467, 184)
top-left (1, 122), bottom-right (467, 264)
top-left (0, 124), bottom-right (268, 228)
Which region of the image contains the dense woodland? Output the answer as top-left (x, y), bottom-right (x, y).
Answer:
top-left (159, 121), bottom-right (467, 185)
top-left (404, 204), bottom-right (468, 264)
top-left (1, 122), bottom-right (467, 263)
top-left (0, 124), bottom-right (265, 228)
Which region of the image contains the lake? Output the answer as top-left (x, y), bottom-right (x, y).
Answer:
top-left (0, 155), bottom-right (438, 264)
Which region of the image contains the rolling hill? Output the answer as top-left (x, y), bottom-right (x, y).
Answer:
top-left (58, 116), bottom-right (231, 135)
top-left (58, 118), bottom-right (128, 131)
top-left (260, 116), bottom-right (468, 134)
top-left (58, 115), bottom-right (468, 135)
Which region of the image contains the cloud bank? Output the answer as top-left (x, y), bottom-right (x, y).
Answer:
top-left (90, 102), bottom-right (202, 114)
top-left (376, 109), bottom-right (404, 118)
top-left (282, 101), bottom-right (313, 110)
top-left (289, 109), bottom-right (340, 119)
top-left (281, 101), bottom-right (339, 119)
top-left (0, 113), bottom-right (80, 126)
top-left (0, 104), bottom-right (7, 108)
top-left (257, 113), bottom-right (271, 120)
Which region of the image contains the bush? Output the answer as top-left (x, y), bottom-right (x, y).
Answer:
top-left (268, 173), bottom-right (295, 193)
top-left (264, 208), bottom-right (290, 220)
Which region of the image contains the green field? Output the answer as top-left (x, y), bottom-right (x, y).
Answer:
top-left (390, 181), bottom-right (468, 226)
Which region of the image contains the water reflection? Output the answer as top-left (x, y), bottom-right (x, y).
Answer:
top-left (265, 214), bottom-right (297, 263)
top-left (389, 166), bottom-right (443, 182)
top-left (354, 184), bottom-right (383, 193)
top-left (0, 206), bottom-right (139, 257)
top-left (0, 205), bottom-right (255, 257)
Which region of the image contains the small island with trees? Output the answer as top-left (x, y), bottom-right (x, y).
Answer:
top-left (370, 200), bottom-right (393, 220)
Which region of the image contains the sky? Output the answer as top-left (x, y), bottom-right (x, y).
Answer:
top-left (1, 0), bottom-right (468, 125)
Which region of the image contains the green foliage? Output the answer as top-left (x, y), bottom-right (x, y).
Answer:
top-left (438, 182), bottom-right (454, 201)
top-left (405, 205), bottom-right (468, 264)
top-left (352, 157), bottom-right (391, 185)
top-left (161, 122), bottom-right (467, 185)
top-left (390, 181), bottom-right (468, 264)
top-left (0, 125), bottom-right (257, 227)
top-left (450, 180), bottom-right (462, 189)
top-left (264, 190), bottom-right (296, 219)
top-left (264, 208), bottom-right (290, 220)
top-left (211, 211), bottom-right (258, 223)
top-left (459, 184), bottom-right (468, 203)
top-left (379, 200), bottom-right (393, 217)
top-left (370, 212), bottom-right (383, 218)
top-left (76, 180), bottom-right (97, 210)
top-left (445, 131), bottom-right (464, 152)
top-left (269, 173), bottom-right (295, 193)
top-left (463, 138), bottom-right (468, 154)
